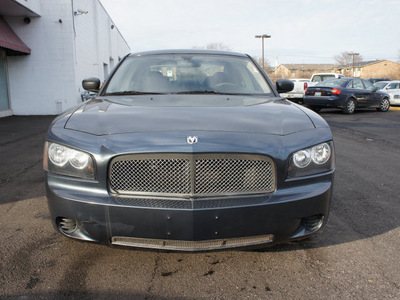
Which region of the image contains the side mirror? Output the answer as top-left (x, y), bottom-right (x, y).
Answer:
top-left (82, 77), bottom-right (101, 92)
top-left (276, 79), bottom-right (294, 94)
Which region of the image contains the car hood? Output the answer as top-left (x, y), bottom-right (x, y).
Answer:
top-left (65, 95), bottom-right (318, 136)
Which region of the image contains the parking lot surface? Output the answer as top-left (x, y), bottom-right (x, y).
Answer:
top-left (1, 108), bottom-right (399, 299)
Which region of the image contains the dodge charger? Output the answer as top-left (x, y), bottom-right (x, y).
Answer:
top-left (44, 50), bottom-right (335, 251)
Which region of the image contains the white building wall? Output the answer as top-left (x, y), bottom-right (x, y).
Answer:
top-left (73, 0), bottom-right (130, 93)
top-left (6, 0), bottom-right (77, 115)
top-left (5, 0), bottom-right (130, 115)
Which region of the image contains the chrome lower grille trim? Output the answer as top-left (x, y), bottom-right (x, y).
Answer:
top-left (109, 153), bottom-right (276, 197)
top-left (113, 194), bottom-right (272, 209)
top-left (111, 235), bottom-right (274, 251)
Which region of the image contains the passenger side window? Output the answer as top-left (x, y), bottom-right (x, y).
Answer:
top-left (389, 83), bottom-right (399, 89)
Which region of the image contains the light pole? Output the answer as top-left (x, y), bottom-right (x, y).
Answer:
top-left (348, 52), bottom-right (359, 77)
top-left (255, 34), bottom-right (271, 70)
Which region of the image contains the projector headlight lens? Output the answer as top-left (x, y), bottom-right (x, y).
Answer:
top-left (44, 142), bottom-right (95, 180)
top-left (288, 142), bottom-right (334, 178)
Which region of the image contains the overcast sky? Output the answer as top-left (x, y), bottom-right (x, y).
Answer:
top-left (100, 0), bottom-right (400, 66)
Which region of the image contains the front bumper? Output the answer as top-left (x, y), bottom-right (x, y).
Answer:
top-left (46, 171), bottom-right (333, 251)
top-left (280, 93), bottom-right (304, 99)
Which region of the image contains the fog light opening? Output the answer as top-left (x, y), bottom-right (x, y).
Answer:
top-left (302, 214), bottom-right (324, 232)
top-left (56, 217), bottom-right (97, 242)
top-left (58, 217), bottom-right (78, 234)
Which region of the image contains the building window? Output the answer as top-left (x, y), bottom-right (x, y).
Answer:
top-left (103, 63), bottom-right (109, 79)
top-left (110, 58), bottom-right (115, 71)
top-left (0, 49), bottom-right (10, 111)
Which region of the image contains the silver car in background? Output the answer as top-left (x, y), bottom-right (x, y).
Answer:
top-left (374, 81), bottom-right (400, 105)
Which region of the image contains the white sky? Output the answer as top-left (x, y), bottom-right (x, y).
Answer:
top-left (100, 0), bottom-right (400, 65)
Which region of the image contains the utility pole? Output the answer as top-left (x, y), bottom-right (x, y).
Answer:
top-left (255, 34), bottom-right (271, 70)
top-left (348, 52), bottom-right (360, 77)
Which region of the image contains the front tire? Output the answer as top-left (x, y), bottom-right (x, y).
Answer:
top-left (377, 98), bottom-right (390, 112)
top-left (343, 98), bottom-right (356, 114)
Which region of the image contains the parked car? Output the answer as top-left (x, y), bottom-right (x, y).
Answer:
top-left (304, 77), bottom-right (390, 114)
top-left (279, 78), bottom-right (310, 102)
top-left (374, 80), bottom-right (400, 105)
top-left (368, 78), bottom-right (391, 84)
top-left (44, 49), bottom-right (335, 251)
top-left (307, 73), bottom-right (344, 88)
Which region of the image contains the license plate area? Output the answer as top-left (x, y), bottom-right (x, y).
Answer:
top-left (314, 92), bottom-right (321, 96)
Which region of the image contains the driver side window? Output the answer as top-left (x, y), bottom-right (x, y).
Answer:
top-left (352, 79), bottom-right (364, 89)
top-left (363, 80), bottom-right (375, 91)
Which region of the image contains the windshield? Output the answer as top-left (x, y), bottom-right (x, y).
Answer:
top-left (316, 78), bottom-right (349, 87)
top-left (373, 82), bottom-right (388, 89)
top-left (312, 74), bottom-right (337, 83)
top-left (103, 54), bottom-right (273, 95)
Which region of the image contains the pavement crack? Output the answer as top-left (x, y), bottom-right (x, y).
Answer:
top-left (0, 159), bottom-right (42, 185)
top-left (146, 253), bottom-right (161, 295)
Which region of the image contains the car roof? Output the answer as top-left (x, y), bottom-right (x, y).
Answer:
top-left (129, 49), bottom-right (248, 58)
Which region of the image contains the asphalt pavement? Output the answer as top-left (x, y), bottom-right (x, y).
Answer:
top-left (0, 108), bottom-right (399, 299)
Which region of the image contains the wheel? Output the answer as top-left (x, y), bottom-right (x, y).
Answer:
top-left (343, 98), bottom-right (356, 114)
top-left (377, 98), bottom-right (390, 112)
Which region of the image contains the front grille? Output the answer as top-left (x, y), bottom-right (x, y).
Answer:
top-left (110, 158), bottom-right (191, 194)
top-left (109, 153), bottom-right (275, 197)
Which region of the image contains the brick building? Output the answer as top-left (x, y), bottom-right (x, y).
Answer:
top-left (274, 64), bottom-right (336, 79)
top-left (335, 60), bottom-right (400, 79)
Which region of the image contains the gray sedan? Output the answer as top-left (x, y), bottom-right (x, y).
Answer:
top-left (44, 50), bottom-right (334, 251)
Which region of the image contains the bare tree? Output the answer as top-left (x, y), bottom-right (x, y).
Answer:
top-left (192, 42), bottom-right (232, 51)
top-left (334, 52), bottom-right (363, 66)
top-left (252, 55), bottom-right (271, 70)
top-left (206, 42), bottom-right (232, 51)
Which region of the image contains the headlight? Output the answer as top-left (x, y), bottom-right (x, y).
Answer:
top-left (288, 142), bottom-right (334, 178)
top-left (44, 142), bottom-right (95, 179)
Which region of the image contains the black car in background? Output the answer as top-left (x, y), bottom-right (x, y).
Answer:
top-left (368, 78), bottom-right (391, 84)
top-left (304, 77), bottom-right (390, 114)
top-left (44, 50), bottom-right (335, 251)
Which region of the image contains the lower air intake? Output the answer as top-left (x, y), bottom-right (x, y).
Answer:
top-left (111, 235), bottom-right (274, 251)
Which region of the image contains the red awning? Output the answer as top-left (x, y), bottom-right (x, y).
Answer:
top-left (0, 16), bottom-right (31, 56)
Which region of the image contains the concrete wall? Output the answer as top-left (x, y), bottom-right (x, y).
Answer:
top-left (5, 0), bottom-right (130, 115)
top-left (73, 0), bottom-right (130, 93)
top-left (6, 0), bottom-right (77, 115)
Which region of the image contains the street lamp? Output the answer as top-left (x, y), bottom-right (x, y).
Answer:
top-left (348, 52), bottom-right (359, 77)
top-left (255, 34), bottom-right (271, 70)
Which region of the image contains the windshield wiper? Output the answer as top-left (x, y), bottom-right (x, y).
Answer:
top-left (175, 90), bottom-right (222, 94)
top-left (104, 91), bottom-right (164, 96)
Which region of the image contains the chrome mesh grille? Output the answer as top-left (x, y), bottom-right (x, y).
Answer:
top-left (110, 158), bottom-right (191, 194)
top-left (109, 153), bottom-right (275, 197)
top-left (195, 159), bottom-right (274, 194)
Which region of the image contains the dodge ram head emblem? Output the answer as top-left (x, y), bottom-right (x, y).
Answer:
top-left (187, 136), bottom-right (198, 144)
